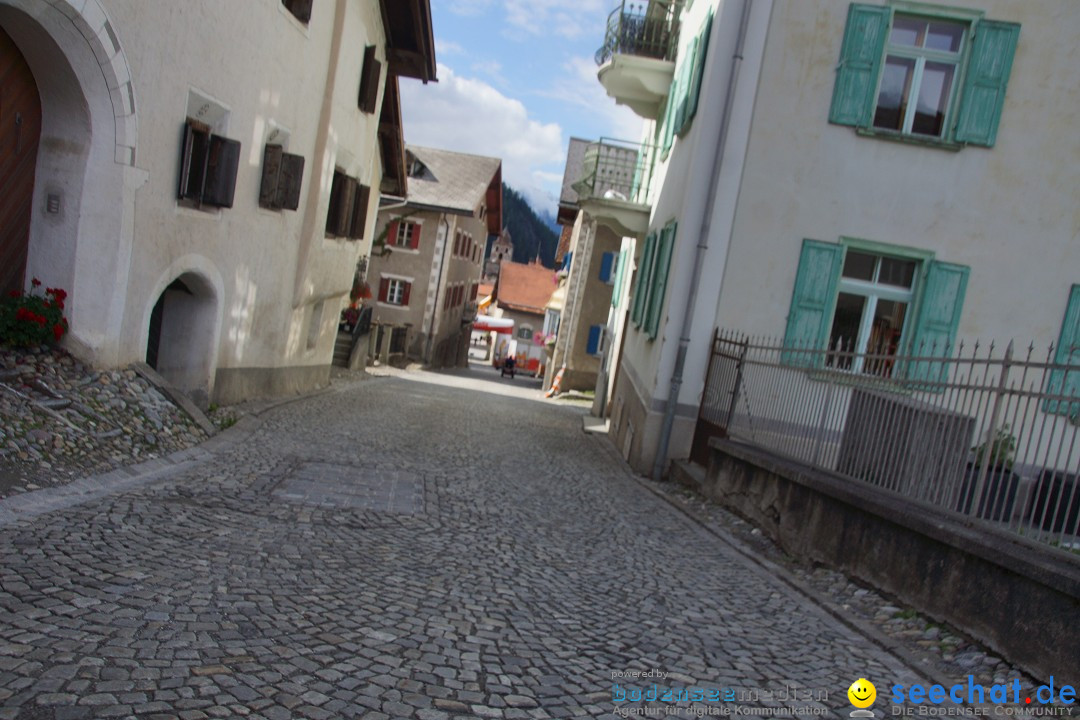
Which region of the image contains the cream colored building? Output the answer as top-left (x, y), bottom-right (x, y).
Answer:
top-left (585, 0), bottom-right (1079, 476)
top-left (0, 0), bottom-right (434, 405)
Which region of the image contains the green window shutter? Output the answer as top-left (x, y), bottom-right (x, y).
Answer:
top-left (1044, 284), bottom-right (1080, 416)
top-left (828, 3), bottom-right (890, 127)
top-left (674, 37), bottom-right (698, 136)
top-left (631, 233), bottom-right (657, 327)
top-left (645, 223), bottom-right (677, 341)
top-left (611, 249), bottom-right (627, 308)
top-left (905, 261), bottom-right (970, 384)
top-left (782, 239), bottom-right (844, 367)
top-left (954, 20), bottom-right (1020, 147)
top-left (681, 13), bottom-right (713, 134)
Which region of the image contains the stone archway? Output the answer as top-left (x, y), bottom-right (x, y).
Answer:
top-left (146, 273), bottom-right (218, 408)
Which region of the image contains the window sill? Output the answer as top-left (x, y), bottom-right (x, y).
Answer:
top-left (853, 127), bottom-right (963, 152)
top-left (376, 301), bottom-right (408, 309)
top-left (387, 246), bottom-right (421, 254)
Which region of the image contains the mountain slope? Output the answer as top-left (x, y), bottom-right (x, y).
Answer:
top-left (503, 185), bottom-right (559, 269)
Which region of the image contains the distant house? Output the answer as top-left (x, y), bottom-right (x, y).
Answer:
top-left (491, 261), bottom-right (559, 376)
top-left (367, 146), bottom-right (502, 368)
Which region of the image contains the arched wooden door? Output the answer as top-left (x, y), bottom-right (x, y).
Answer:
top-left (0, 26), bottom-right (42, 295)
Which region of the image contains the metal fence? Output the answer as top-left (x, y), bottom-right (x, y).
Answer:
top-left (595, 0), bottom-right (681, 66)
top-left (693, 329), bottom-right (1080, 552)
top-left (571, 138), bottom-right (658, 207)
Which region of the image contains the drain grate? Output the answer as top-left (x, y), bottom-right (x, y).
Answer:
top-left (274, 463), bottom-right (423, 514)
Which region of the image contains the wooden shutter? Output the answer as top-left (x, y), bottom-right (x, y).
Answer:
top-left (409, 224), bottom-right (421, 249)
top-left (279, 153), bottom-right (304, 211)
top-left (631, 233), bottom-right (657, 328)
top-left (283, 0), bottom-right (312, 23)
top-left (611, 250), bottom-right (627, 308)
top-left (401, 281), bottom-right (412, 307)
top-left (682, 13), bottom-right (713, 134)
top-left (358, 46), bottom-right (381, 114)
top-left (203, 135), bottom-right (241, 208)
top-left (470, 283), bottom-right (479, 301)
top-left (1044, 285), bottom-right (1080, 416)
top-left (781, 239), bottom-right (844, 367)
top-left (178, 121), bottom-right (210, 202)
top-left (259, 144), bottom-right (283, 209)
top-left (326, 171), bottom-right (346, 235)
top-left (378, 277), bottom-right (389, 303)
top-left (905, 260), bottom-right (970, 384)
top-left (587, 325), bottom-right (603, 356)
top-left (386, 221), bottom-right (399, 247)
top-left (954, 20), bottom-right (1020, 147)
top-left (349, 183), bottom-right (370, 240)
top-left (828, 4), bottom-right (890, 127)
top-left (645, 223), bottom-right (676, 341)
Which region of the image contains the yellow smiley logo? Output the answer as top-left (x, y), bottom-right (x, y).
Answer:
top-left (848, 678), bottom-right (877, 709)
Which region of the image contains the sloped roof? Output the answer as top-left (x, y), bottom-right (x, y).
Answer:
top-left (496, 261), bottom-right (558, 315)
top-left (404, 145), bottom-right (502, 217)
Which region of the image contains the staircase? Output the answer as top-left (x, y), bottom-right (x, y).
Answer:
top-left (333, 330), bottom-right (355, 368)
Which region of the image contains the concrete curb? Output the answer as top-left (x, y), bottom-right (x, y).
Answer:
top-left (581, 427), bottom-right (940, 688)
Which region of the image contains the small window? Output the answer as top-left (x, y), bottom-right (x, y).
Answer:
top-left (258, 144), bottom-right (305, 211)
top-left (358, 46), bottom-right (381, 114)
top-left (389, 220), bottom-right (420, 249)
top-left (379, 277), bottom-right (411, 307)
top-left (518, 325), bottom-right (533, 341)
top-left (325, 170), bottom-right (369, 239)
top-left (282, 0), bottom-right (312, 24)
top-left (178, 120), bottom-right (241, 209)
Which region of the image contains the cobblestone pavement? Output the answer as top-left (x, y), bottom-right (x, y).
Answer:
top-left (0, 364), bottom-right (927, 720)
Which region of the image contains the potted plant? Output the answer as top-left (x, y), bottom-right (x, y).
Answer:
top-left (956, 426), bottom-right (1020, 522)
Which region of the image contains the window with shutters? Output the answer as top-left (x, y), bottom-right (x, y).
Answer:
top-left (1045, 285), bottom-right (1080, 417)
top-left (629, 222), bottom-right (677, 341)
top-left (829, 3), bottom-right (1020, 148)
top-left (325, 170), bottom-right (370, 239)
top-left (387, 220), bottom-right (421, 250)
top-left (177, 119), bottom-right (241, 210)
top-left (782, 238), bottom-right (969, 383)
top-left (379, 277), bottom-right (411, 307)
top-left (258, 144), bottom-right (304, 211)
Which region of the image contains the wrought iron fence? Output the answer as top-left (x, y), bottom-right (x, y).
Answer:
top-left (693, 329), bottom-right (1080, 552)
top-left (571, 138), bottom-right (658, 207)
top-left (596, 1), bottom-right (680, 65)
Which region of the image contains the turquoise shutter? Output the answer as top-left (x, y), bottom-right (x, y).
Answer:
top-left (1045, 285), bottom-right (1080, 416)
top-left (905, 261), bottom-right (970, 384)
top-left (682, 13), bottom-right (713, 134)
top-left (612, 250), bottom-right (627, 308)
top-left (631, 233), bottom-right (657, 327)
top-left (782, 239), bottom-right (844, 367)
top-left (645, 223), bottom-right (677, 341)
top-left (674, 37), bottom-right (698, 136)
top-left (954, 20), bottom-right (1020, 147)
top-left (828, 4), bottom-right (890, 127)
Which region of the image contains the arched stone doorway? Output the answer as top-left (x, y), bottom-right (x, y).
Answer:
top-left (0, 24), bottom-right (41, 295)
top-left (146, 273), bottom-right (218, 408)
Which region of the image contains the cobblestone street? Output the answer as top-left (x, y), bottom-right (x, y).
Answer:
top-left (0, 363), bottom-right (925, 719)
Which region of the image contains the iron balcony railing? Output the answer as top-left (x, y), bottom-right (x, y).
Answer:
top-left (694, 330), bottom-right (1080, 554)
top-left (570, 138), bottom-right (658, 207)
top-left (595, 0), bottom-right (681, 66)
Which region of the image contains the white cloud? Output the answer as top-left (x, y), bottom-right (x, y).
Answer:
top-left (400, 65), bottom-right (566, 216)
top-left (537, 55), bottom-right (644, 142)
top-left (436, 39), bottom-right (465, 57)
top-left (502, 0), bottom-right (610, 39)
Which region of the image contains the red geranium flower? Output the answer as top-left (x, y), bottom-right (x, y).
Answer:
top-left (31, 278), bottom-right (41, 287)
top-left (52, 323), bottom-right (64, 341)
top-left (7, 290), bottom-right (19, 298)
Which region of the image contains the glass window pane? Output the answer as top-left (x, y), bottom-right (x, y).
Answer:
top-left (864, 300), bottom-right (908, 377)
top-left (878, 257), bottom-right (917, 288)
top-left (912, 62), bottom-right (955, 137)
top-left (925, 21), bottom-right (964, 52)
top-left (889, 16), bottom-right (924, 47)
top-left (873, 56), bottom-right (915, 131)
top-left (827, 293), bottom-right (866, 370)
top-left (842, 251), bottom-right (876, 281)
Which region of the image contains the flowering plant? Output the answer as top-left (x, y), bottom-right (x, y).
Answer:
top-left (0, 278), bottom-right (69, 347)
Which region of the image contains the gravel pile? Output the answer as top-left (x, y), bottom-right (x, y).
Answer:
top-left (0, 346), bottom-right (210, 498)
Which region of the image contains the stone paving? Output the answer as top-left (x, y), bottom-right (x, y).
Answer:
top-left (0, 363), bottom-right (926, 719)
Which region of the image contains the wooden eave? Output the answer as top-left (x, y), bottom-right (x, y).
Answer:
top-left (380, 0), bottom-right (437, 83)
top-left (378, 75), bottom-right (406, 197)
top-left (485, 166), bottom-right (502, 236)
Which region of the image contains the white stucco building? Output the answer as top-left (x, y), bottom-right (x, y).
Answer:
top-left (584, 0), bottom-right (1080, 476)
top-left (0, 0), bottom-right (435, 405)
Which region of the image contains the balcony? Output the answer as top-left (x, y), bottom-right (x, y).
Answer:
top-left (570, 138), bottom-right (656, 238)
top-left (595, 1), bottom-right (681, 120)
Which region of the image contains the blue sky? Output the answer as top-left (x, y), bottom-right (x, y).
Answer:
top-left (398, 0), bottom-right (643, 216)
